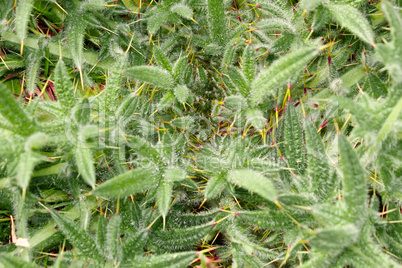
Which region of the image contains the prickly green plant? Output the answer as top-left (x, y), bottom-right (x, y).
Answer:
top-left (0, 0), bottom-right (401, 267)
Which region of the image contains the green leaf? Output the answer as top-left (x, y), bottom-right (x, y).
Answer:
top-left (44, 206), bottom-right (102, 260)
top-left (15, 0), bottom-right (34, 45)
top-left (228, 169), bottom-right (277, 202)
top-left (0, 254), bottom-right (39, 268)
top-left (256, 19), bottom-right (295, 33)
top-left (157, 180), bottom-right (172, 219)
top-left (74, 98), bottom-right (91, 126)
top-left (239, 211), bottom-right (306, 230)
top-left (164, 167), bottom-right (186, 182)
top-left (207, 0), bottom-right (226, 46)
top-left (300, 0), bottom-right (328, 10)
top-left (92, 168), bottom-right (158, 197)
top-left (75, 145), bottom-right (96, 189)
top-left (96, 216), bottom-right (107, 255)
top-left (152, 223), bottom-right (214, 250)
top-left (376, 1), bottom-right (402, 83)
top-left (127, 136), bottom-right (161, 164)
top-left (53, 59), bottom-right (75, 108)
top-left (228, 66), bottom-right (249, 98)
top-left (242, 45), bottom-right (255, 85)
top-left (223, 42), bottom-right (237, 67)
top-left (153, 46), bottom-right (172, 72)
top-left (125, 66), bottom-right (175, 89)
top-left (174, 84), bottom-right (189, 103)
top-left (105, 215), bottom-right (121, 261)
top-left (25, 50), bottom-right (42, 96)
top-left (309, 224), bottom-right (359, 253)
top-left (147, 10), bottom-right (170, 35)
top-left (304, 120), bottom-right (332, 201)
top-left (284, 105), bottom-right (305, 174)
top-left (338, 135), bottom-right (367, 223)
top-left (326, 4), bottom-right (375, 45)
top-left (246, 108), bottom-right (266, 130)
top-left (0, 83), bottom-right (36, 136)
top-left (205, 175), bottom-right (226, 199)
top-left (171, 4), bottom-right (193, 19)
top-left (122, 251), bottom-right (197, 268)
top-left (17, 151), bottom-right (39, 191)
top-left (101, 54), bottom-right (127, 114)
top-left (67, 11), bottom-right (87, 70)
top-left (250, 47), bottom-right (318, 105)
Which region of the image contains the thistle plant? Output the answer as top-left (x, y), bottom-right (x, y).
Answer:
top-left (0, 0), bottom-right (401, 267)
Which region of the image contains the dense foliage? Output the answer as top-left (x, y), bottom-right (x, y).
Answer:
top-left (0, 0), bottom-right (401, 267)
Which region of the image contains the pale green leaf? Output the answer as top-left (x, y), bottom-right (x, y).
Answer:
top-left (205, 176), bottom-right (226, 199)
top-left (304, 120), bottom-right (332, 201)
top-left (92, 168), bottom-right (158, 197)
top-left (207, 0), bottom-right (226, 46)
top-left (157, 180), bottom-right (172, 219)
top-left (228, 169), bottom-right (277, 202)
top-left (251, 47), bottom-right (318, 105)
top-left (174, 84), bottom-right (189, 103)
top-left (164, 167), bottom-right (186, 182)
top-left (338, 135), bottom-right (367, 223)
top-left (15, 0), bottom-right (34, 44)
top-left (326, 4), bottom-right (375, 45)
top-left (171, 4), bottom-right (193, 20)
top-left (45, 206), bottom-right (102, 260)
top-left (0, 83), bottom-right (36, 136)
top-left (125, 66), bottom-right (175, 89)
top-left (54, 59), bottom-right (75, 108)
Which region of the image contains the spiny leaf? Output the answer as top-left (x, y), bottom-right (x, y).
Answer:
top-left (0, 83), bottom-right (36, 136)
top-left (309, 224), bottom-right (359, 253)
top-left (228, 169), bottom-right (277, 202)
top-left (127, 136), bottom-right (161, 164)
top-left (25, 50), bottom-right (42, 96)
top-left (102, 54), bottom-right (127, 114)
top-left (53, 59), bottom-right (75, 108)
top-left (125, 66), bottom-right (175, 89)
top-left (284, 105), bottom-right (305, 174)
top-left (223, 42), bottom-right (237, 67)
top-left (300, 0), bottom-right (328, 10)
top-left (44, 206), bottom-right (102, 260)
top-left (67, 11), bottom-right (87, 71)
top-left (207, 0), bottom-right (226, 46)
top-left (338, 135), bottom-right (367, 224)
top-left (238, 211), bottom-right (308, 230)
top-left (92, 168), bottom-right (158, 197)
top-left (105, 215), bottom-right (121, 261)
top-left (304, 120), bottom-right (332, 201)
top-left (205, 175), bottom-right (226, 199)
top-left (250, 47), bottom-right (318, 105)
top-left (152, 223), bottom-right (214, 250)
top-left (17, 151), bottom-right (39, 191)
top-left (242, 45), bottom-right (255, 85)
top-left (228, 66), bottom-right (249, 98)
top-left (0, 254), bottom-right (39, 268)
top-left (75, 144), bottom-right (96, 189)
top-left (246, 108), bottom-right (266, 130)
top-left (174, 84), bottom-right (189, 103)
top-left (153, 46), bottom-right (173, 72)
top-left (15, 0), bottom-right (34, 48)
top-left (147, 10), bottom-right (170, 35)
top-left (157, 180), bottom-right (172, 220)
top-left (376, 1), bottom-right (402, 83)
top-left (326, 4), bottom-right (375, 45)
top-left (164, 167), bottom-right (186, 182)
top-left (171, 3), bottom-right (193, 20)
top-left (122, 251), bottom-right (197, 268)
top-left (256, 19), bottom-right (295, 33)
